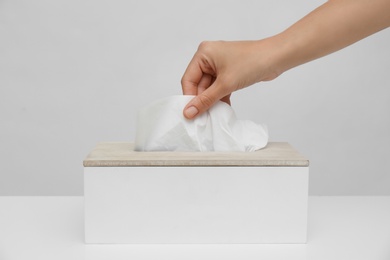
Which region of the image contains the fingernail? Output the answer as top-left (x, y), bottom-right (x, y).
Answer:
top-left (184, 106), bottom-right (199, 118)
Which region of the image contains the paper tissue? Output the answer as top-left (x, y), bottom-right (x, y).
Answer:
top-left (134, 95), bottom-right (268, 152)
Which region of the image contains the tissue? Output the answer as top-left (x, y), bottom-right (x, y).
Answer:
top-left (134, 95), bottom-right (268, 152)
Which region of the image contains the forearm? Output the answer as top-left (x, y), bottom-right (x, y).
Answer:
top-left (181, 0), bottom-right (390, 118)
top-left (271, 0), bottom-right (390, 74)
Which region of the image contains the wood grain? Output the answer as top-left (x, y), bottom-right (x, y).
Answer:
top-left (83, 142), bottom-right (309, 167)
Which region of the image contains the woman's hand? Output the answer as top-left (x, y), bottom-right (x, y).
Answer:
top-left (181, 0), bottom-right (390, 119)
top-left (181, 39), bottom-right (282, 119)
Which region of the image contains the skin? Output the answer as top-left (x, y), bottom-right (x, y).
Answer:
top-left (181, 0), bottom-right (390, 119)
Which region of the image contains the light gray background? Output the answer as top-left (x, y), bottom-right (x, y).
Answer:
top-left (1, 0), bottom-right (389, 196)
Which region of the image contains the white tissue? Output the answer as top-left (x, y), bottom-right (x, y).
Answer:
top-left (134, 95), bottom-right (268, 152)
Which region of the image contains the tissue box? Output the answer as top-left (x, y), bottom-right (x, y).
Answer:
top-left (83, 142), bottom-right (309, 244)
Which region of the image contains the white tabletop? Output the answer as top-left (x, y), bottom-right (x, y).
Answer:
top-left (0, 196), bottom-right (389, 260)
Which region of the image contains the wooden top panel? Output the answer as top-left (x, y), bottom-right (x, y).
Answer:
top-left (83, 142), bottom-right (309, 167)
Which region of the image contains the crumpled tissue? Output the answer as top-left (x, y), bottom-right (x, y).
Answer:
top-left (134, 95), bottom-right (268, 152)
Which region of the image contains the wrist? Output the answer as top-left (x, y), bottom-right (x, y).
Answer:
top-left (250, 35), bottom-right (295, 83)
top-left (257, 33), bottom-right (299, 80)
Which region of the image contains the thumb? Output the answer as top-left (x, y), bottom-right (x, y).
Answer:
top-left (183, 79), bottom-right (227, 119)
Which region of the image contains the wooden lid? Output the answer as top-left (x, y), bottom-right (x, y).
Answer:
top-left (83, 142), bottom-right (309, 167)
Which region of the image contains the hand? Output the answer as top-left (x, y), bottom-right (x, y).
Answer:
top-left (181, 40), bottom-right (281, 119)
top-left (181, 0), bottom-right (390, 120)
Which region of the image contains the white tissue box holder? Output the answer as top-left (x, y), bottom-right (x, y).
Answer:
top-left (83, 142), bottom-right (309, 244)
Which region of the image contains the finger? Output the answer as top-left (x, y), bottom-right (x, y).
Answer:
top-left (183, 78), bottom-right (229, 119)
top-left (221, 94), bottom-right (231, 105)
top-left (181, 55), bottom-right (204, 95)
top-left (197, 74), bottom-right (212, 95)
